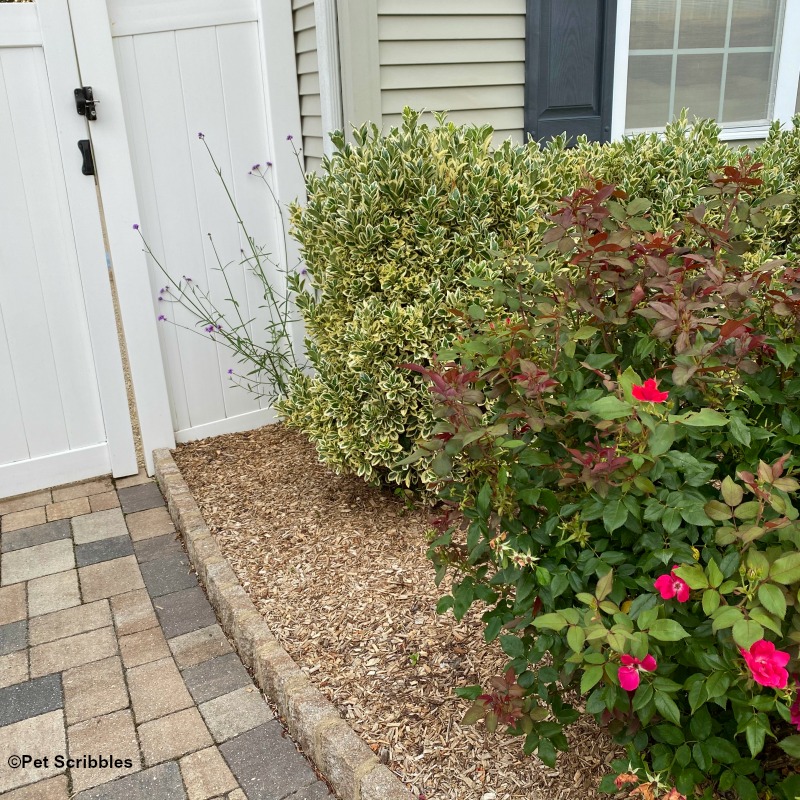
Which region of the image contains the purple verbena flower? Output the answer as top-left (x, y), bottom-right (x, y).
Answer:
top-left (227, 368), bottom-right (233, 375)
top-left (286, 134), bottom-right (294, 141)
top-left (204, 325), bottom-right (215, 333)
top-left (266, 161), bottom-right (273, 167)
top-left (198, 132), bottom-right (205, 139)
top-left (252, 164), bottom-right (261, 171)
top-left (132, 223), bottom-right (139, 230)
top-left (158, 315), bottom-right (167, 321)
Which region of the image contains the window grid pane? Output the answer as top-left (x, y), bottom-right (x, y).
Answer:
top-left (626, 0), bottom-right (782, 131)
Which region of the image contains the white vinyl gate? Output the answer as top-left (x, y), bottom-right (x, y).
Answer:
top-left (0, 1), bottom-right (137, 497)
top-left (0, 0), bottom-right (305, 498)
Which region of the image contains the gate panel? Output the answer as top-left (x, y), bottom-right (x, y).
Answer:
top-left (109, 0), bottom-right (289, 442)
top-left (0, 2), bottom-right (136, 497)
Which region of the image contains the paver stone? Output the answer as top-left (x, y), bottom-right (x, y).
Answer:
top-left (219, 722), bottom-right (317, 800)
top-left (0, 651), bottom-right (28, 689)
top-left (1, 540), bottom-right (74, 585)
top-left (0, 584), bottom-right (27, 625)
top-left (67, 709), bottom-right (141, 791)
top-left (28, 600), bottom-right (111, 646)
top-left (138, 707), bottom-right (213, 765)
top-left (46, 497), bottom-right (90, 522)
top-left (1, 507), bottom-right (46, 534)
top-left (127, 656), bottom-right (193, 723)
top-left (27, 571), bottom-right (80, 617)
top-left (0, 710), bottom-right (66, 792)
top-left (109, 589), bottom-right (159, 636)
top-left (30, 627), bottom-right (117, 678)
top-left (179, 747), bottom-right (238, 800)
top-left (125, 507), bottom-right (175, 541)
top-left (71, 509), bottom-right (127, 545)
top-left (198, 687), bottom-right (273, 743)
top-left (72, 762), bottom-right (186, 800)
top-left (169, 625), bottom-right (232, 669)
top-left (1, 519), bottom-right (71, 553)
top-left (63, 656), bottom-right (129, 725)
top-left (79, 555), bottom-right (144, 602)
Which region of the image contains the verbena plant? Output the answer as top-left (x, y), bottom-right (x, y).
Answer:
top-left (404, 162), bottom-right (800, 799)
top-left (136, 135), bottom-right (306, 405)
top-left (283, 109), bottom-right (800, 487)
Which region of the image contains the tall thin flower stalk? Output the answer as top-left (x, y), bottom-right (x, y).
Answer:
top-left (135, 135), bottom-right (307, 404)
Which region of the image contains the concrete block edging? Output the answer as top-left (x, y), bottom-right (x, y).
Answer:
top-left (153, 449), bottom-right (414, 800)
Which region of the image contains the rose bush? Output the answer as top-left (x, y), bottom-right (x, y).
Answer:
top-left (403, 161), bottom-right (800, 799)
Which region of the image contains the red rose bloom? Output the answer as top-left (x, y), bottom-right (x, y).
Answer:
top-left (618, 653), bottom-right (657, 691)
top-left (741, 640), bottom-right (790, 689)
top-left (631, 378), bottom-right (669, 403)
top-left (654, 567), bottom-right (691, 603)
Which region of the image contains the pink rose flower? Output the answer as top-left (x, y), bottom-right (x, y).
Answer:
top-left (618, 653), bottom-right (657, 691)
top-left (654, 567), bottom-right (691, 603)
top-left (791, 692), bottom-right (800, 731)
top-left (741, 640), bottom-right (790, 689)
top-left (631, 378), bottom-right (669, 403)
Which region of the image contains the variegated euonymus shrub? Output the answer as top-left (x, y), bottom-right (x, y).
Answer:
top-left (282, 110), bottom-right (800, 486)
top-left (407, 163), bottom-right (800, 800)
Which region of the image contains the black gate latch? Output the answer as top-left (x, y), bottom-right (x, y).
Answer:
top-left (74, 86), bottom-right (97, 121)
top-left (78, 140), bottom-right (95, 176)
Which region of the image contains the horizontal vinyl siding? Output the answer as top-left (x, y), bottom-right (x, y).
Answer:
top-left (376, 0), bottom-right (527, 144)
top-left (293, 0), bottom-right (322, 172)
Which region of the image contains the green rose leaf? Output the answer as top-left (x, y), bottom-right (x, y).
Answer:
top-left (706, 736), bottom-right (741, 764)
top-left (580, 665), bottom-right (604, 695)
top-left (711, 606), bottom-right (744, 632)
top-left (779, 735), bottom-right (800, 759)
top-left (654, 691), bottom-right (681, 725)
top-left (704, 500), bottom-right (733, 521)
top-left (668, 408), bottom-right (728, 427)
top-left (702, 589), bottom-right (721, 616)
top-left (499, 635), bottom-right (525, 658)
top-left (649, 619), bottom-right (690, 641)
top-left (732, 618), bottom-right (765, 650)
top-left (567, 625), bottom-right (586, 652)
top-left (533, 613), bottom-right (569, 631)
top-left (648, 424), bottom-right (675, 456)
top-left (770, 552), bottom-right (800, 584)
top-left (603, 500), bottom-right (628, 533)
top-left (588, 396), bottom-right (634, 420)
top-left (462, 703), bottom-right (486, 726)
top-left (758, 583), bottom-right (787, 618)
top-left (721, 476), bottom-right (744, 507)
top-left (705, 671), bottom-right (731, 700)
top-left (674, 564), bottom-right (708, 589)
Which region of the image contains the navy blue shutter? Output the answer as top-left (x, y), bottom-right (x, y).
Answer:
top-left (524, 0), bottom-right (617, 144)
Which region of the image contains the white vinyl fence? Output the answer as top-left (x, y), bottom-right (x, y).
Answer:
top-left (0, 0), bottom-right (305, 496)
top-left (109, 0), bottom-right (301, 442)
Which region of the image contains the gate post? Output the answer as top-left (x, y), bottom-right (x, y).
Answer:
top-left (67, 0), bottom-right (176, 473)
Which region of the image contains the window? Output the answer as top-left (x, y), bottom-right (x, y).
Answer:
top-left (611, 0), bottom-right (800, 139)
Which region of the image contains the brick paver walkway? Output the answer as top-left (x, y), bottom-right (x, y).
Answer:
top-left (0, 472), bottom-right (332, 800)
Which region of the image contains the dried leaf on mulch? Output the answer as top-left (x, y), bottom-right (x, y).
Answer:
top-left (174, 423), bottom-right (621, 800)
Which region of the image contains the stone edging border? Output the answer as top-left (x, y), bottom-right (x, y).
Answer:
top-left (153, 448), bottom-right (415, 800)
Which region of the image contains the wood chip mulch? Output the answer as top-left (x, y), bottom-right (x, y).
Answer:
top-left (174, 423), bottom-right (622, 800)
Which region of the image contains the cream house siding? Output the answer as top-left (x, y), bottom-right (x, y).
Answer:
top-left (293, 0), bottom-right (323, 172)
top-left (377, 0), bottom-right (527, 144)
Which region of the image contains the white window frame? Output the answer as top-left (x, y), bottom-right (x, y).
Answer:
top-left (611, 0), bottom-right (800, 141)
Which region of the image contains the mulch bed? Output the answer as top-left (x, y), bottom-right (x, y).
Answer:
top-left (174, 423), bottom-right (620, 800)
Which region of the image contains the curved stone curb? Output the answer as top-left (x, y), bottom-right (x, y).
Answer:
top-left (153, 449), bottom-right (415, 800)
